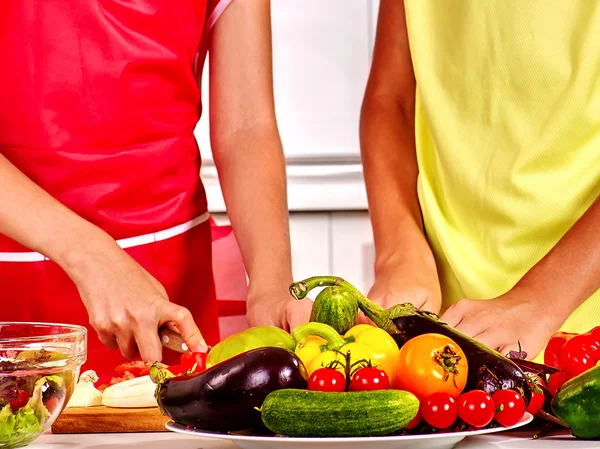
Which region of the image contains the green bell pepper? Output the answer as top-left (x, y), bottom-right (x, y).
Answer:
top-left (552, 365), bottom-right (600, 440)
top-left (206, 326), bottom-right (296, 367)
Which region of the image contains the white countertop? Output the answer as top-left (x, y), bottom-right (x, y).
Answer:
top-left (26, 430), bottom-right (597, 449)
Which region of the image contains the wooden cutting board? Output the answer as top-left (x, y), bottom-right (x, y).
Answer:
top-left (51, 406), bottom-right (170, 433)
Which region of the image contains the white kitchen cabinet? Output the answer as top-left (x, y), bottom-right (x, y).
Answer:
top-left (210, 212), bottom-right (375, 297)
top-left (330, 211), bottom-right (375, 294)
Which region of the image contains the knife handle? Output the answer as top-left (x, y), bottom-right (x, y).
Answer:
top-left (159, 326), bottom-right (190, 354)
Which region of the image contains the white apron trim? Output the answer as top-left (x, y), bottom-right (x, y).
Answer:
top-left (0, 212), bottom-right (211, 263)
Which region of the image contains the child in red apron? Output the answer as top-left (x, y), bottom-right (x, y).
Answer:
top-left (0, 0), bottom-right (269, 381)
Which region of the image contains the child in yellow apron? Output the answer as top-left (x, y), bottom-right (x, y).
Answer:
top-left (362, 0), bottom-right (600, 361)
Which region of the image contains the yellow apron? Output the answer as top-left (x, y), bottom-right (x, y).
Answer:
top-left (404, 0), bottom-right (600, 358)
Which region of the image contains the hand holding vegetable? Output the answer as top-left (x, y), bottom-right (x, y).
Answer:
top-left (441, 292), bottom-right (562, 360)
top-left (246, 286), bottom-right (312, 333)
top-left (366, 256), bottom-right (442, 317)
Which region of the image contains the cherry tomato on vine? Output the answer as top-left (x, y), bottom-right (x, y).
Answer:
top-left (393, 333), bottom-right (468, 400)
top-left (349, 367), bottom-right (389, 391)
top-left (308, 368), bottom-right (346, 392)
top-left (457, 390), bottom-right (495, 428)
top-left (421, 392), bottom-right (458, 429)
top-left (492, 389), bottom-right (526, 427)
top-left (526, 386), bottom-right (545, 416)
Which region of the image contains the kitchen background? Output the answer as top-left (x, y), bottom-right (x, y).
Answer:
top-left (197, 0), bottom-right (381, 298)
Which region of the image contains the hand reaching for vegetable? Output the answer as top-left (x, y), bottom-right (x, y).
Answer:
top-left (441, 292), bottom-right (564, 360)
top-left (246, 286), bottom-right (312, 333)
top-left (69, 236), bottom-right (207, 362)
top-left (361, 257), bottom-right (442, 323)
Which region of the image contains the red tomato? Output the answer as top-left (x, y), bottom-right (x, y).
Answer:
top-left (421, 392), bottom-right (458, 429)
top-left (547, 371), bottom-right (566, 395)
top-left (114, 361), bottom-right (151, 377)
top-left (544, 332), bottom-right (577, 369)
top-left (180, 352), bottom-right (207, 374)
top-left (492, 389), bottom-right (526, 428)
top-left (457, 390), bottom-right (495, 428)
top-left (308, 368), bottom-right (346, 392)
top-left (109, 371), bottom-right (136, 385)
top-left (526, 385), bottom-right (545, 417)
top-left (349, 367), bottom-right (390, 392)
top-left (10, 390), bottom-right (29, 412)
top-left (405, 411), bottom-right (421, 430)
top-left (561, 338), bottom-right (596, 379)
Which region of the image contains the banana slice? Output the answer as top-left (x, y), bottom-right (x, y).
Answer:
top-left (102, 375), bottom-right (158, 408)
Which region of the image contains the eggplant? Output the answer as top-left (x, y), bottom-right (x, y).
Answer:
top-left (151, 346), bottom-right (307, 432)
top-left (290, 276), bottom-right (532, 406)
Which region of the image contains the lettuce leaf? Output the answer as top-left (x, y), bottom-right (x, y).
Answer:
top-left (0, 403), bottom-right (42, 448)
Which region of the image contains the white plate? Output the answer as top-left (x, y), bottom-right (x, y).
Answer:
top-left (166, 413), bottom-right (533, 449)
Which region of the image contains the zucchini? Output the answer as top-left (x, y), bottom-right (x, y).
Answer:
top-left (310, 287), bottom-right (358, 335)
top-left (261, 388), bottom-right (419, 437)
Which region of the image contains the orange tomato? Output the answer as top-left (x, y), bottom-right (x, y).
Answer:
top-left (393, 333), bottom-right (468, 400)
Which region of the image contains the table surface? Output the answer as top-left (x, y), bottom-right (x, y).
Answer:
top-left (26, 429), bottom-right (599, 449)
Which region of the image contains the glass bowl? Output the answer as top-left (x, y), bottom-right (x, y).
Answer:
top-left (0, 323), bottom-right (87, 448)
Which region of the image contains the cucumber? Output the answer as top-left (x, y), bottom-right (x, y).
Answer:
top-left (310, 287), bottom-right (358, 335)
top-left (261, 389), bottom-right (419, 437)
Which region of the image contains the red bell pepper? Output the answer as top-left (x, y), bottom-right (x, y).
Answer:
top-left (544, 327), bottom-right (600, 392)
top-left (167, 351), bottom-right (207, 376)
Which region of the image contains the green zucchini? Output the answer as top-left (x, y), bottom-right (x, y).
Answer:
top-left (261, 388), bottom-right (419, 437)
top-left (552, 365), bottom-right (600, 440)
top-left (310, 286), bottom-right (358, 335)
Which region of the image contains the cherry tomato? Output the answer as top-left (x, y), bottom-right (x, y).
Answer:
top-left (457, 390), bottom-right (495, 428)
top-left (544, 332), bottom-right (577, 369)
top-left (421, 392), bottom-right (458, 429)
top-left (308, 368), bottom-right (346, 392)
top-left (561, 338), bottom-right (596, 379)
top-left (180, 352), bottom-right (207, 374)
top-left (405, 411), bottom-right (421, 430)
top-left (492, 389), bottom-right (526, 428)
top-left (526, 385), bottom-right (545, 417)
top-left (10, 390), bottom-right (29, 412)
top-left (547, 371), bottom-right (566, 395)
top-left (394, 334), bottom-right (468, 400)
top-left (349, 367), bottom-right (389, 391)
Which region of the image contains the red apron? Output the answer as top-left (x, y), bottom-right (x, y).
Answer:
top-left (0, 0), bottom-right (231, 381)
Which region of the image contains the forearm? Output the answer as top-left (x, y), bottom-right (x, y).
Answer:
top-left (212, 125), bottom-right (293, 290)
top-left (360, 96), bottom-right (433, 272)
top-left (513, 195), bottom-right (600, 321)
top-left (0, 154), bottom-right (114, 273)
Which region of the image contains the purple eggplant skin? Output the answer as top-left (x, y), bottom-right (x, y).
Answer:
top-left (155, 346), bottom-right (307, 432)
top-left (391, 314), bottom-right (532, 407)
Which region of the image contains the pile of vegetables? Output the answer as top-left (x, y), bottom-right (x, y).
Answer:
top-left (143, 275), bottom-right (600, 440)
top-left (149, 276), bottom-right (556, 438)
